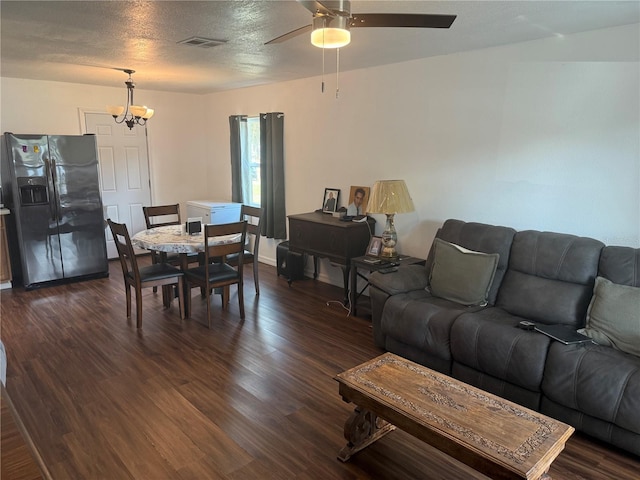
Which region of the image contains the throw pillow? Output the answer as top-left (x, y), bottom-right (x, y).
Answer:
top-left (428, 238), bottom-right (499, 306)
top-left (579, 276), bottom-right (640, 357)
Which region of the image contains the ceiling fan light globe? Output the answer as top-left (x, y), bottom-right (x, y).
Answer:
top-left (311, 15), bottom-right (351, 48)
top-left (311, 27), bottom-right (350, 48)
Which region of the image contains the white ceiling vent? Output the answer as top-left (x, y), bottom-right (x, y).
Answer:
top-left (177, 37), bottom-right (228, 48)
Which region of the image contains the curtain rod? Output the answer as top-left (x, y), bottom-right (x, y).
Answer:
top-left (231, 113), bottom-right (284, 120)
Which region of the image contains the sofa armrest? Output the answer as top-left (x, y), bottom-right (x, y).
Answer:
top-left (369, 265), bottom-right (429, 296)
top-left (369, 265), bottom-right (428, 349)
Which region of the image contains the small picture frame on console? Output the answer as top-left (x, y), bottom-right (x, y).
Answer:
top-left (366, 236), bottom-right (382, 257)
top-left (322, 188), bottom-right (340, 213)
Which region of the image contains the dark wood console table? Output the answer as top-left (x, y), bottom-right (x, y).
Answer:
top-left (288, 212), bottom-right (375, 304)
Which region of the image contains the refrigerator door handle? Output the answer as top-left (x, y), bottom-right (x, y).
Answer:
top-left (45, 157), bottom-right (57, 221)
top-left (50, 157), bottom-right (58, 185)
top-left (51, 157), bottom-right (61, 222)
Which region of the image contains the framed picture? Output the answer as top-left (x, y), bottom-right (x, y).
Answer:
top-left (347, 186), bottom-right (370, 216)
top-left (322, 188), bottom-right (340, 213)
top-left (366, 236), bottom-right (382, 257)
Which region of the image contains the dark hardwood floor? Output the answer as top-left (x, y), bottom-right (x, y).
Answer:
top-left (1, 258), bottom-right (638, 479)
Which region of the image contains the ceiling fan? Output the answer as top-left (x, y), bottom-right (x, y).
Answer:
top-left (265, 0), bottom-right (457, 48)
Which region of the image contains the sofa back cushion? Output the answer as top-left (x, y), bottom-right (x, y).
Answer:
top-left (426, 219), bottom-right (516, 305)
top-left (597, 245), bottom-right (640, 287)
top-left (496, 230), bottom-right (604, 327)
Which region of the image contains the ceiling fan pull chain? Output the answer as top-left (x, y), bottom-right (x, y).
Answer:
top-left (321, 19), bottom-right (326, 93)
top-left (336, 48), bottom-right (340, 99)
top-left (321, 36), bottom-right (326, 93)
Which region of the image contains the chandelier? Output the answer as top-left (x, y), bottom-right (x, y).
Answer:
top-left (106, 69), bottom-right (154, 129)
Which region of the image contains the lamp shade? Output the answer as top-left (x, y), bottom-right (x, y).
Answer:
top-left (366, 180), bottom-right (415, 215)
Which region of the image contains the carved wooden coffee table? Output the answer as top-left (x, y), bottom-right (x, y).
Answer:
top-left (335, 353), bottom-right (574, 479)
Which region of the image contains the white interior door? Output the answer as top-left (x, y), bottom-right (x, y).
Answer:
top-left (84, 113), bottom-right (151, 259)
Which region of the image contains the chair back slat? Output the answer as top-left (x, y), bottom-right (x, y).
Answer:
top-left (142, 204), bottom-right (184, 268)
top-left (143, 204), bottom-right (181, 229)
top-left (203, 221), bottom-right (247, 265)
top-left (207, 242), bottom-right (242, 258)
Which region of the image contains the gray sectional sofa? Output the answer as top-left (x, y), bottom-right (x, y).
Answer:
top-left (369, 219), bottom-right (640, 456)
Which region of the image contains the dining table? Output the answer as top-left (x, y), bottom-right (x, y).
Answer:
top-left (131, 224), bottom-right (242, 317)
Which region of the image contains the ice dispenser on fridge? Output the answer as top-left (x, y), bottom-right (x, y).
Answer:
top-left (17, 177), bottom-right (48, 205)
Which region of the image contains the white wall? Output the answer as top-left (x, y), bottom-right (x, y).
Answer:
top-left (2, 23), bottom-right (638, 290)
top-left (0, 78), bottom-right (212, 209)
top-left (202, 23), bottom-right (639, 288)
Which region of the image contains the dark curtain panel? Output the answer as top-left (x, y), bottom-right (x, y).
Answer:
top-left (260, 113), bottom-right (286, 239)
top-left (229, 115), bottom-right (247, 203)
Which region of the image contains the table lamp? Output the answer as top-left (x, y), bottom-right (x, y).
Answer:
top-left (366, 180), bottom-right (415, 259)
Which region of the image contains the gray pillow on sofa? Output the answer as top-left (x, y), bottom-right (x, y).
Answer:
top-left (428, 238), bottom-right (499, 306)
top-left (579, 276), bottom-right (640, 356)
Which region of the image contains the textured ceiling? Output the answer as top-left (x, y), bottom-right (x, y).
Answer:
top-left (1, 1), bottom-right (638, 94)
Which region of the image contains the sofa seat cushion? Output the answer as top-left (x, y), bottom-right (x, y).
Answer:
top-left (381, 291), bottom-right (475, 363)
top-left (542, 342), bottom-right (640, 435)
top-left (450, 307), bottom-right (551, 392)
top-left (369, 264), bottom-right (429, 296)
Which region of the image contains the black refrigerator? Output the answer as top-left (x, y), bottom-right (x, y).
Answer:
top-left (1, 133), bottom-right (108, 289)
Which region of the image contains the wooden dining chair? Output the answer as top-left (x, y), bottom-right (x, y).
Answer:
top-left (185, 221), bottom-right (247, 328)
top-left (142, 204), bottom-right (200, 292)
top-left (107, 219), bottom-right (185, 328)
top-left (225, 205), bottom-right (263, 295)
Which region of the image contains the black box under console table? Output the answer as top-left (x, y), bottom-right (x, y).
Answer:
top-left (287, 212), bottom-right (375, 304)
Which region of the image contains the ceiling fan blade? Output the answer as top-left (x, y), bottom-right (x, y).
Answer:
top-left (265, 24), bottom-right (312, 45)
top-left (349, 13), bottom-right (456, 29)
top-left (74, 63), bottom-right (135, 73)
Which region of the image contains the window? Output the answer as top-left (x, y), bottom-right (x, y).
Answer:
top-left (243, 116), bottom-right (261, 207)
top-left (230, 112), bottom-right (286, 239)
